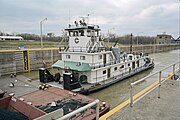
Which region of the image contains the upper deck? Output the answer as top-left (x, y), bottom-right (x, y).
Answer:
top-left (63, 18), bottom-right (105, 52)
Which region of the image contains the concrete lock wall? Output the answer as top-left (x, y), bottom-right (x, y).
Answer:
top-left (0, 44), bottom-right (179, 76)
top-left (121, 44), bottom-right (180, 53)
top-left (0, 48), bottom-right (61, 76)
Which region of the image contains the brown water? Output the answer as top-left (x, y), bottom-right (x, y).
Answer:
top-left (89, 49), bottom-right (180, 109)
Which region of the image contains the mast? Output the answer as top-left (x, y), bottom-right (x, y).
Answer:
top-left (130, 33), bottom-right (133, 53)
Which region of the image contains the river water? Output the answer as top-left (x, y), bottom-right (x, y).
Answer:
top-left (89, 49), bottom-right (180, 109)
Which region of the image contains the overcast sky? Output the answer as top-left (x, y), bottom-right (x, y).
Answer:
top-left (0, 0), bottom-right (179, 37)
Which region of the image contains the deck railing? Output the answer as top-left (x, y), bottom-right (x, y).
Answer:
top-left (59, 46), bottom-right (108, 52)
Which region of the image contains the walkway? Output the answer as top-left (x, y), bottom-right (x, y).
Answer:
top-left (107, 80), bottom-right (180, 120)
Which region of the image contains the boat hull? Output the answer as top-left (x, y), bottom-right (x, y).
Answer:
top-left (78, 63), bottom-right (154, 95)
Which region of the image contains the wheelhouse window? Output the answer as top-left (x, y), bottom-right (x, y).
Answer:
top-left (73, 31), bottom-right (79, 36)
top-left (120, 65), bottom-right (124, 69)
top-left (87, 30), bottom-right (91, 37)
top-left (103, 70), bottom-right (106, 74)
top-left (114, 67), bottom-right (117, 71)
top-left (80, 56), bottom-right (85, 60)
top-left (95, 30), bottom-right (99, 37)
top-left (66, 55), bottom-right (70, 59)
top-left (79, 30), bottom-right (84, 36)
top-left (69, 31), bottom-right (73, 36)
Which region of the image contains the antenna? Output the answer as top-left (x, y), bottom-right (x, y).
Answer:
top-left (130, 33), bottom-right (133, 54)
top-left (68, 9), bottom-right (71, 25)
top-left (79, 15), bottom-right (89, 24)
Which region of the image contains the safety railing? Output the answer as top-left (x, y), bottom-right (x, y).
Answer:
top-left (90, 56), bottom-right (145, 70)
top-left (100, 60), bottom-right (180, 120)
top-left (59, 46), bottom-right (108, 52)
top-left (130, 60), bottom-right (180, 108)
top-left (35, 99), bottom-right (99, 120)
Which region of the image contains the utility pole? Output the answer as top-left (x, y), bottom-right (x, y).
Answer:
top-left (40, 18), bottom-right (47, 49)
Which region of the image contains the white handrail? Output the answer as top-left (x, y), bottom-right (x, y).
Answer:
top-left (57, 99), bottom-right (99, 120)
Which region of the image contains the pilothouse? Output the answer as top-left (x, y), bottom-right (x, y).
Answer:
top-left (52, 17), bottom-right (154, 94)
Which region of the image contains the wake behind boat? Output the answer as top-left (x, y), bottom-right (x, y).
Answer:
top-left (48, 17), bottom-right (154, 94)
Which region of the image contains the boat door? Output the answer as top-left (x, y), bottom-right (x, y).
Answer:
top-left (136, 60), bottom-right (139, 67)
top-left (103, 54), bottom-right (106, 65)
top-left (132, 61), bottom-right (135, 69)
top-left (107, 68), bottom-right (111, 78)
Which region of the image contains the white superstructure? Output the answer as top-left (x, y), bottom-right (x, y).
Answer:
top-left (52, 18), bottom-right (154, 94)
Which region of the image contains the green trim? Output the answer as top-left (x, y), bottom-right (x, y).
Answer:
top-left (52, 60), bottom-right (91, 71)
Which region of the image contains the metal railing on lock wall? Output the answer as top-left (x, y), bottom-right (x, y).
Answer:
top-left (130, 60), bottom-right (180, 108)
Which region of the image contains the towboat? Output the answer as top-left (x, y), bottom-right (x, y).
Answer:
top-left (51, 18), bottom-right (154, 94)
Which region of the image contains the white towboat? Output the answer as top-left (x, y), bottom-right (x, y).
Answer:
top-left (52, 18), bottom-right (154, 94)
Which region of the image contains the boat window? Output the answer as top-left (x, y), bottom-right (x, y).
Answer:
top-left (91, 31), bottom-right (95, 36)
top-left (98, 55), bottom-right (102, 59)
top-left (128, 63), bottom-right (130, 66)
top-left (129, 56), bottom-right (133, 60)
top-left (136, 60), bottom-right (139, 67)
top-left (69, 31), bottom-right (73, 36)
top-left (73, 31), bottom-right (79, 36)
top-left (66, 55), bottom-right (70, 59)
top-left (80, 56), bottom-right (85, 60)
top-left (103, 70), bottom-right (106, 74)
top-left (120, 65), bottom-right (124, 69)
top-left (114, 67), bottom-right (117, 71)
top-left (79, 30), bottom-right (84, 36)
top-left (65, 70), bottom-right (69, 73)
top-left (87, 30), bottom-right (91, 37)
top-left (95, 30), bottom-right (99, 37)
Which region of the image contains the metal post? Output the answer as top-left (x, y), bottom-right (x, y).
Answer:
top-left (108, 30), bottom-right (110, 47)
top-left (40, 22), bottom-right (43, 49)
top-left (179, 0), bottom-right (180, 38)
top-left (136, 35), bottom-right (138, 45)
top-left (130, 84), bottom-right (133, 107)
top-left (130, 84), bottom-right (133, 120)
top-left (154, 37), bottom-right (156, 53)
top-left (54, 99), bottom-right (99, 120)
top-left (51, 50), bottom-right (53, 64)
top-left (96, 102), bottom-right (99, 120)
top-left (40, 18), bottom-right (47, 49)
top-left (179, 61), bottom-right (180, 75)
top-left (172, 64), bottom-right (175, 80)
top-left (27, 50), bottom-right (31, 73)
top-left (130, 33), bottom-right (133, 54)
top-left (158, 71), bottom-right (161, 99)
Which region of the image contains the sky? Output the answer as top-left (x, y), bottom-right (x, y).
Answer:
top-left (0, 0), bottom-right (180, 38)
